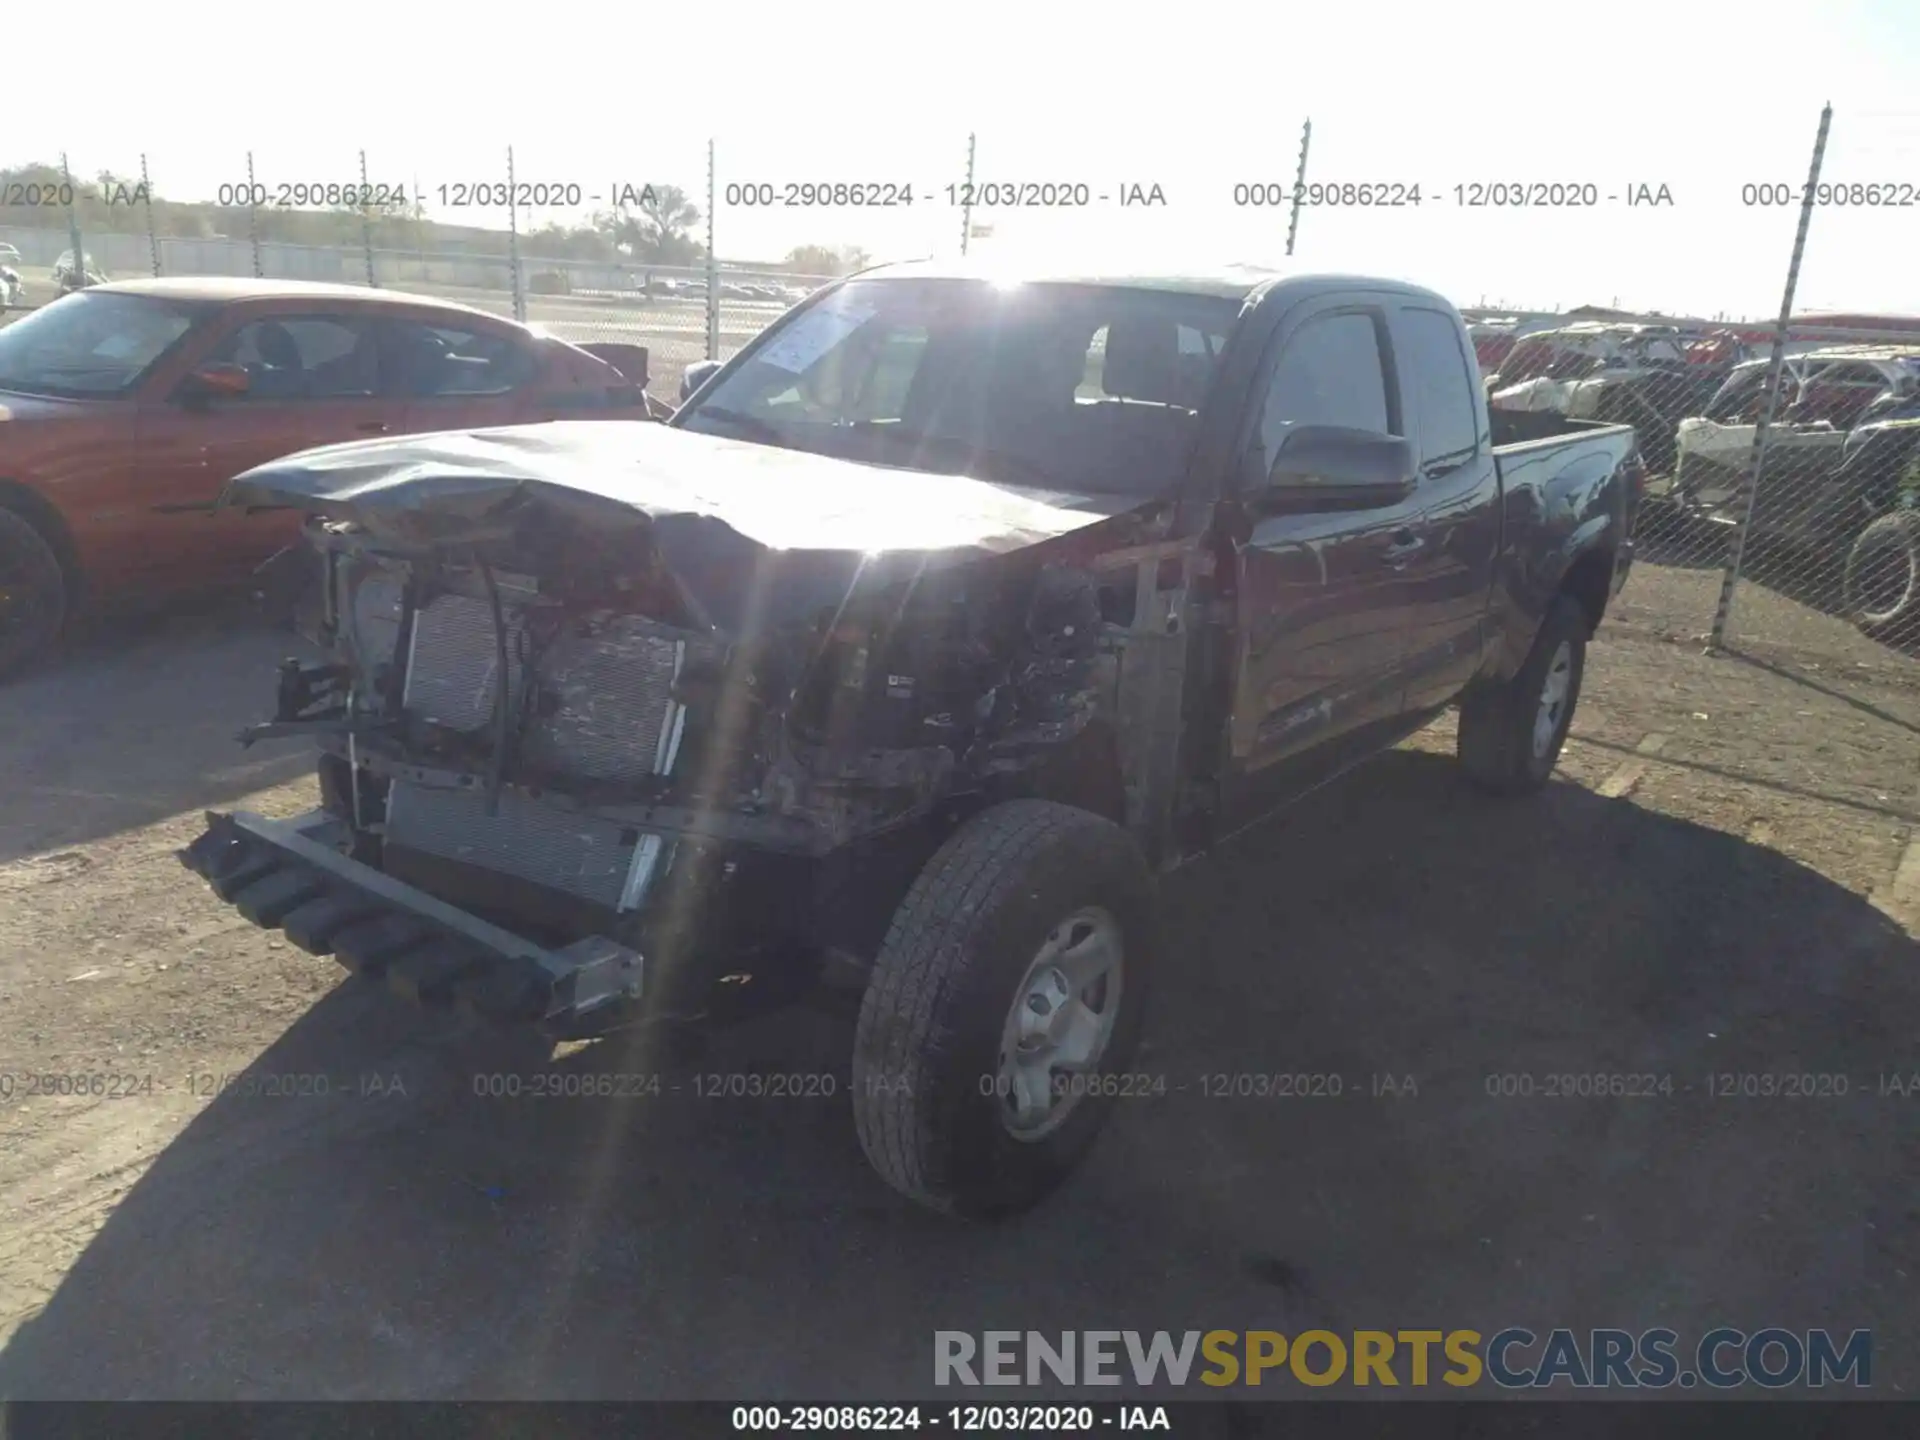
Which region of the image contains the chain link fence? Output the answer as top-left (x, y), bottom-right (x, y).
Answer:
top-left (0, 147), bottom-right (844, 403)
top-left (5, 119), bottom-right (1920, 680)
top-left (1464, 105), bottom-right (1920, 684)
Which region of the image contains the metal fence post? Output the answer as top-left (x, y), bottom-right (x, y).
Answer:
top-left (705, 139), bottom-right (720, 362)
top-left (359, 149), bottom-right (377, 288)
top-left (1706, 103), bottom-right (1833, 653)
top-left (506, 147), bottom-right (526, 321)
top-left (140, 153), bottom-right (160, 277)
top-left (1285, 118), bottom-right (1312, 257)
top-left (246, 151), bottom-right (264, 278)
top-left (59, 154), bottom-right (85, 284)
top-left (960, 132), bottom-right (977, 257)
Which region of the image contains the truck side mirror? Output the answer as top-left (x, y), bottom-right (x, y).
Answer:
top-left (680, 359), bottom-right (723, 403)
top-left (1259, 424), bottom-right (1418, 511)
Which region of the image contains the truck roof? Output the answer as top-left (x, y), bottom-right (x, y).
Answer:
top-left (847, 257), bottom-right (1454, 308)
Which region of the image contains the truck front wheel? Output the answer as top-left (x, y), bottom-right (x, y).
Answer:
top-left (851, 800), bottom-right (1158, 1219)
top-left (1457, 594), bottom-right (1588, 796)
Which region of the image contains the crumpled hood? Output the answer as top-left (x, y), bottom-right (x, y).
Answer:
top-left (224, 420), bottom-right (1152, 632)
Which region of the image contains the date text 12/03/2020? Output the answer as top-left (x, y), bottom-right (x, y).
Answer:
top-left (720, 182), bottom-right (1169, 208)
top-left (1230, 181), bottom-right (1676, 207)
top-left (0, 1071), bottom-right (410, 1102)
top-left (731, 1405), bottom-right (1172, 1432)
top-left (206, 181), bottom-right (665, 210)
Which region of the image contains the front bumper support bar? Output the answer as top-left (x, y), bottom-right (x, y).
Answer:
top-left (178, 808), bottom-right (644, 1028)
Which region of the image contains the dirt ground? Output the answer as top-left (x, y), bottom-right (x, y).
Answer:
top-left (2, 573), bottom-right (1919, 1401)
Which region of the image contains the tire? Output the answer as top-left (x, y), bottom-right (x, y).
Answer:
top-left (1842, 511), bottom-right (1920, 640)
top-left (851, 799), bottom-right (1158, 1219)
top-left (1457, 594), bottom-right (1587, 797)
top-left (0, 505), bottom-right (69, 680)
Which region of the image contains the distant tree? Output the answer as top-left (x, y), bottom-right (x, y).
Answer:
top-left (783, 243), bottom-right (871, 277)
top-left (627, 185), bottom-right (702, 265)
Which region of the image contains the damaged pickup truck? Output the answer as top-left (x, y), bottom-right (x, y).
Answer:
top-left (180, 261), bottom-right (1643, 1218)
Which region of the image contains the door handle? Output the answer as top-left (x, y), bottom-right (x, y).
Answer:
top-left (1382, 530), bottom-right (1426, 566)
top-left (356, 421), bottom-right (389, 434)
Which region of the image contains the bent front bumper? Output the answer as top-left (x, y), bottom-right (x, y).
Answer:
top-left (178, 808), bottom-right (644, 1031)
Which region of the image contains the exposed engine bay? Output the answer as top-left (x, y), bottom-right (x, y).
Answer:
top-left (215, 423), bottom-right (1195, 1028)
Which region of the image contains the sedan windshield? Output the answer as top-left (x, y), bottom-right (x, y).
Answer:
top-left (674, 278), bottom-right (1239, 497)
top-left (0, 291), bottom-right (205, 399)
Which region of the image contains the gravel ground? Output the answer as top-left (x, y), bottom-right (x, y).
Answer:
top-left (0, 573), bottom-right (1917, 1401)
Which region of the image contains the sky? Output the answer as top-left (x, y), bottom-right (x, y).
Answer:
top-left (9, 0), bottom-right (1920, 317)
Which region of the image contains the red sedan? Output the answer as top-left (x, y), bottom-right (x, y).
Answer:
top-left (0, 277), bottom-right (668, 676)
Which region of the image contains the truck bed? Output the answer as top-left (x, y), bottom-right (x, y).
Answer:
top-left (1490, 407), bottom-right (1635, 451)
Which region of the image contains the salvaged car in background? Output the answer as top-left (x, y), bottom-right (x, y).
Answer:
top-left (180, 260), bottom-right (1641, 1219)
top-left (52, 250), bottom-right (108, 293)
top-left (0, 277), bottom-right (667, 678)
top-left (1839, 404), bottom-right (1920, 639)
top-left (1668, 345), bottom-right (1920, 636)
top-left (1486, 321), bottom-right (1742, 477)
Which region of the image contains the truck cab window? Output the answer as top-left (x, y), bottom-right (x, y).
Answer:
top-left (680, 279), bottom-right (1238, 496)
top-left (1397, 307), bottom-right (1484, 467)
top-left (1250, 311), bottom-right (1391, 477)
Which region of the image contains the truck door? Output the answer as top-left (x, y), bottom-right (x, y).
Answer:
top-left (1224, 298), bottom-right (1427, 807)
top-left (1385, 303), bottom-right (1502, 713)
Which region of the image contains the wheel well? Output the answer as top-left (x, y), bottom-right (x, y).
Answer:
top-left (1559, 547), bottom-right (1614, 636)
top-left (0, 480), bottom-right (82, 606)
top-left (1024, 721), bottom-right (1128, 826)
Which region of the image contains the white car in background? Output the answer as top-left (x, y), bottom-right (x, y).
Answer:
top-left (0, 244), bottom-right (21, 309)
top-left (1670, 346), bottom-right (1920, 538)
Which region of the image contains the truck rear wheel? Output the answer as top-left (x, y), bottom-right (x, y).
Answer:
top-left (0, 506), bottom-right (69, 681)
top-left (1457, 594), bottom-right (1587, 796)
top-left (1843, 511), bottom-right (1920, 640)
top-left (851, 800), bottom-right (1157, 1219)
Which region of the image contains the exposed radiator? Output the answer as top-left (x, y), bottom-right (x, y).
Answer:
top-left (378, 576), bottom-right (690, 909)
top-left (402, 586), bottom-right (687, 783)
top-left (384, 780), bottom-right (665, 912)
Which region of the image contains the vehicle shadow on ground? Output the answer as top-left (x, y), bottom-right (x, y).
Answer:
top-left (4, 750), bottom-right (1918, 1399)
top-left (0, 591), bottom-right (312, 864)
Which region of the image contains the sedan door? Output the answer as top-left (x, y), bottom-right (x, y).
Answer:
top-left (135, 308), bottom-right (408, 582)
top-left (377, 313), bottom-right (548, 435)
top-left (1223, 299), bottom-right (1427, 822)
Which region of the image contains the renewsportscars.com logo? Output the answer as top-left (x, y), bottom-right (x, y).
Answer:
top-left (933, 1328), bottom-right (1872, 1389)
